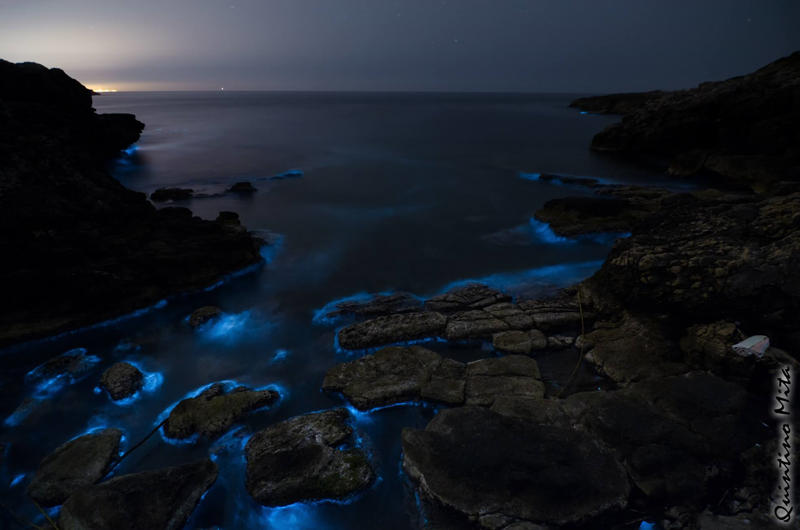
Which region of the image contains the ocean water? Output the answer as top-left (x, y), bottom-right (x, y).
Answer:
top-left (0, 92), bottom-right (666, 529)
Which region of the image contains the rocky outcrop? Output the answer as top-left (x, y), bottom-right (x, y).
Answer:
top-left (571, 52), bottom-right (800, 190)
top-left (99, 362), bottom-right (143, 401)
top-left (163, 383), bottom-right (279, 440)
top-left (337, 312), bottom-right (447, 350)
top-left (228, 181), bottom-right (257, 194)
top-left (0, 60), bottom-right (265, 346)
top-left (245, 409), bottom-right (374, 506)
top-left (323, 347), bottom-right (543, 410)
top-left (425, 284), bottom-right (511, 313)
top-left (27, 428), bottom-right (122, 506)
top-left (58, 459), bottom-right (217, 530)
top-left (26, 348), bottom-right (100, 390)
top-left (588, 192), bottom-right (800, 348)
top-left (402, 406), bottom-right (630, 528)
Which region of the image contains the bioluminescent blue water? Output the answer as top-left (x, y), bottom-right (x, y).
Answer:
top-left (0, 92), bottom-right (668, 529)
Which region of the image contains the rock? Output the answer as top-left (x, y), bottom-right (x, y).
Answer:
top-left (59, 459), bottom-right (217, 530)
top-left (445, 310), bottom-right (509, 340)
top-left (245, 409), bottom-right (374, 506)
top-left (464, 355), bottom-right (545, 406)
top-left (227, 181), bottom-right (257, 193)
top-left (589, 192), bottom-right (800, 348)
top-left (546, 334), bottom-right (574, 349)
top-left (420, 358), bottom-right (466, 405)
top-left (570, 90), bottom-right (666, 115)
top-left (583, 313), bottom-right (687, 384)
top-left (337, 311), bottom-right (447, 350)
top-left (482, 302), bottom-right (535, 330)
top-left (150, 187), bottom-right (193, 202)
top-left (518, 291), bottom-right (594, 332)
top-left (491, 329), bottom-right (547, 355)
top-left (27, 428), bottom-right (122, 507)
top-left (323, 346), bottom-right (443, 410)
top-left (402, 406), bottom-right (630, 527)
top-left (99, 362), bottom-right (143, 401)
top-left (324, 292), bottom-right (423, 321)
top-left (425, 284), bottom-right (511, 313)
top-left (163, 383), bottom-right (279, 440)
top-left (680, 321), bottom-right (747, 372)
top-left (0, 60), bottom-right (264, 347)
top-left (322, 346), bottom-right (465, 409)
top-left (188, 306), bottom-right (222, 328)
top-left (563, 372), bottom-right (760, 503)
top-left (574, 52), bottom-right (800, 190)
top-left (26, 348), bottom-right (100, 389)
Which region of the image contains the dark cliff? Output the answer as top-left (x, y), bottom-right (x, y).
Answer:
top-left (0, 60), bottom-right (263, 346)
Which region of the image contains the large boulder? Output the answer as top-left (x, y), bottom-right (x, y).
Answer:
top-left (99, 362), bottom-right (143, 401)
top-left (245, 409), bottom-right (374, 506)
top-left (402, 406), bottom-right (630, 528)
top-left (337, 311), bottom-right (447, 350)
top-left (163, 383), bottom-right (279, 440)
top-left (59, 459), bottom-right (217, 530)
top-left (27, 428), bottom-right (122, 506)
top-left (322, 346), bottom-right (459, 410)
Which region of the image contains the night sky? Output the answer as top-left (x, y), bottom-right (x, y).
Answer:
top-left (1, 0), bottom-right (798, 92)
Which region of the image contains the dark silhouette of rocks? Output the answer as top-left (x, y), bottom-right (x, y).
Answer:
top-left (0, 60), bottom-right (264, 346)
top-left (571, 51), bottom-right (800, 190)
top-left (150, 187), bottom-right (194, 202)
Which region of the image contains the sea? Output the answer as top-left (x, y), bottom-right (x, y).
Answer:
top-left (0, 91), bottom-right (672, 529)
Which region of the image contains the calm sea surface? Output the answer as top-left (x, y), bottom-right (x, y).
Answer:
top-left (1, 92), bottom-right (669, 528)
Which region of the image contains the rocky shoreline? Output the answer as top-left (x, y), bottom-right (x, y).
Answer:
top-left (0, 60), bottom-right (265, 347)
top-left (3, 52), bottom-right (799, 528)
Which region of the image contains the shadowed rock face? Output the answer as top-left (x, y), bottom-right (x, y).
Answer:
top-left (58, 459), bottom-right (218, 530)
top-left (245, 409), bottom-right (374, 506)
top-left (27, 428), bottom-right (122, 507)
top-left (571, 52), bottom-right (800, 189)
top-left (163, 383), bottom-right (280, 440)
top-left (402, 406), bottom-right (630, 528)
top-left (337, 311), bottom-right (447, 350)
top-left (0, 59), bottom-right (264, 346)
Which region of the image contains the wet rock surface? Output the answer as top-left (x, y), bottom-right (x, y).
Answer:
top-left (425, 284), bottom-right (511, 313)
top-left (100, 362), bottom-right (144, 401)
top-left (27, 428), bottom-right (122, 506)
top-left (324, 348), bottom-right (544, 410)
top-left (59, 458), bottom-right (218, 530)
top-left (163, 383), bottom-right (279, 440)
top-left (402, 406), bottom-right (630, 527)
top-left (245, 409), bottom-right (374, 506)
top-left (337, 311), bottom-right (447, 350)
top-left (0, 60), bottom-right (264, 347)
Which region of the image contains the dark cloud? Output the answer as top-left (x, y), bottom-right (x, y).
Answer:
top-left (1, 0), bottom-right (798, 91)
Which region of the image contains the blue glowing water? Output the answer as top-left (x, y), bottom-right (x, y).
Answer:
top-left (0, 92), bottom-right (668, 529)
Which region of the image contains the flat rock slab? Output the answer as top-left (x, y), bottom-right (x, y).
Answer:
top-left (100, 362), bottom-right (143, 401)
top-left (245, 409), bottom-right (374, 506)
top-left (492, 330), bottom-right (547, 355)
top-left (326, 292), bottom-right (423, 321)
top-left (402, 407), bottom-right (629, 527)
top-left (163, 383), bottom-right (279, 440)
top-left (59, 458), bottom-right (217, 530)
top-left (445, 310), bottom-right (509, 340)
top-left (27, 428), bottom-right (122, 507)
top-left (425, 284), bottom-right (511, 313)
top-left (465, 356), bottom-right (545, 406)
top-left (323, 346), bottom-right (465, 409)
top-left (337, 311), bottom-right (446, 350)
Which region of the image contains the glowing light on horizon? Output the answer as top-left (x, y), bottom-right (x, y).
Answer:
top-left (89, 87), bottom-right (118, 93)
